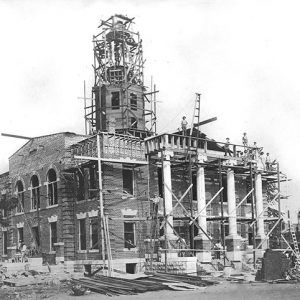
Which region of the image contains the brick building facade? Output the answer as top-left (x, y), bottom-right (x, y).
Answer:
top-left (0, 15), bottom-right (277, 273)
top-left (0, 130), bottom-right (272, 272)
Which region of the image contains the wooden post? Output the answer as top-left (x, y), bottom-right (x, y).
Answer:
top-left (277, 162), bottom-right (282, 247)
top-left (84, 80), bottom-right (87, 135)
top-left (250, 162), bottom-right (256, 269)
top-left (218, 159), bottom-right (225, 265)
top-left (160, 151), bottom-right (167, 272)
top-left (154, 84), bottom-right (157, 134)
top-left (97, 133), bottom-right (107, 275)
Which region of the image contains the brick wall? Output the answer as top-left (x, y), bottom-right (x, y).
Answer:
top-left (0, 172), bottom-right (11, 259)
top-left (5, 132), bottom-right (86, 259)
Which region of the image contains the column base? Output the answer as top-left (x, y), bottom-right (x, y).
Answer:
top-left (194, 234), bottom-right (212, 263)
top-left (255, 235), bottom-right (268, 249)
top-left (255, 235), bottom-right (268, 259)
top-left (159, 234), bottom-right (179, 259)
top-left (225, 235), bottom-right (242, 262)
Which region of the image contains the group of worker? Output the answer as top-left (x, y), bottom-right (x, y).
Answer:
top-left (225, 133), bottom-right (274, 171)
top-left (180, 117), bottom-right (274, 171)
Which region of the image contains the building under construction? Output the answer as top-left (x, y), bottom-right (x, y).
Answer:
top-left (0, 15), bottom-right (292, 274)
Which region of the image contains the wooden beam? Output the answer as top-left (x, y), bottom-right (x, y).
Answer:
top-left (194, 117), bottom-right (217, 127)
top-left (1, 133), bottom-right (32, 140)
top-left (74, 155), bottom-right (148, 165)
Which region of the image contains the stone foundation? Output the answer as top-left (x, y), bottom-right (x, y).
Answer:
top-left (225, 235), bottom-right (242, 261)
top-left (144, 257), bottom-right (197, 274)
top-left (194, 235), bottom-right (211, 263)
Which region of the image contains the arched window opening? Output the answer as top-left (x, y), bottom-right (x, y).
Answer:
top-left (16, 181), bottom-right (24, 213)
top-left (47, 169), bottom-right (58, 206)
top-left (31, 175), bottom-right (40, 210)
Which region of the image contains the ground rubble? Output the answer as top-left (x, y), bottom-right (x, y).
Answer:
top-left (0, 264), bottom-right (73, 299)
top-left (0, 259), bottom-right (300, 299)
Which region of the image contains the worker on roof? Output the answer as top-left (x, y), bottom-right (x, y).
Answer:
top-left (265, 153), bottom-right (271, 171)
top-left (252, 142), bottom-right (258, 160)
top-left (242, 132), bottom-right (248, 148)
top-left (224, 138), bottom-right (232, 156)
top-left (181, 116), bottom-right (188, 136)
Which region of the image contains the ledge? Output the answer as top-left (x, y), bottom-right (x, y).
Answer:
top-left (46, 204), bottom-right (59, 209)
top-left (7, 246), bottom-right (17, 250)
top-left (89, 249), bottom-right (99, 253)
top-left (54, 242), bottom-right (64, 246)
top-left (76, 198), bottom-right (97, 204)
top-left (77, 250), bottom-right (87, 254)
top-left (123, 248), bottom-right (138, 253)
top-left (15, 212), bottom-right (24, 216)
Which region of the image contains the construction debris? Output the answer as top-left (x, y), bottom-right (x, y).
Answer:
top-left (255, 250), bottom-right (290, 281)
top-left (70, 272), bottom-right (218, 296)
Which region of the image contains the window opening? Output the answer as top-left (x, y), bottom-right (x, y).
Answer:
top-left (50, 222), bottom-right (57, 251)
top-left (122, 167), bottom-right (133, 195)
top-left (32, 226), bottom-right (40, 248)
top-left (130, 93), bottom-right (137, 111)
top-left (124, 222), bottom-right (135, 249)
top-left (90, 218), bottom-right (99, 249)
top-left (79, 219), bottom-right (87, 250)
top-left (111, 91), bottom-right (120, 110)
top-left (31, 175), bottom-right (40, 210)
top-left (48, 169), bottom-right (58, 206)
top-left (16, 181), bottom-right (24, 213)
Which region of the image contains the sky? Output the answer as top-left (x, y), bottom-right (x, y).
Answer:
top-left (0, 0), bottom-right (299, 221)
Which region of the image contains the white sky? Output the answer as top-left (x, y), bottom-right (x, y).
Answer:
top-left (0, 0), bottom-right (299, 221)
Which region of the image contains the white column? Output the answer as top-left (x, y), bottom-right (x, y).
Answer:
top-left (162, 150), bottom-right (175, 239)
top-left (255, 172), bottom-right (265, 238)
top-left (227, 168), bottom-right (238, 237)
top-left (197, 166), bottom-right (207, 234)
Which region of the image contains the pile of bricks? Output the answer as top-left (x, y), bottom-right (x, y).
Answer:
top-left (256, 249), bottom-right (290, 281)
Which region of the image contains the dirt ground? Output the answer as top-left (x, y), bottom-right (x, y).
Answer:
top-left (1, 281), bottom-right (299, 300)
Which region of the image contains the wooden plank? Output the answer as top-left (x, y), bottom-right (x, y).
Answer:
top-left (1, 132), bottom-right (32, 140)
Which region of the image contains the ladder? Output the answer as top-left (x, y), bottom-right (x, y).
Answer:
top-left (149, 198), bottom-right (160, 270)
top-left (189, 93), bottom-right (201, 138)
top-left (186, 93), bottom-right (201, 247)
top-left (185, 93), bottom-right (201, 160)
top-left (290, 227), bottom-right (300, 267)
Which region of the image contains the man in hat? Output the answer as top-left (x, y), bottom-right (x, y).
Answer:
top-left (224, 138), bottom-right (232, 156)
top-left (181, 116), bottom-right (188, 136)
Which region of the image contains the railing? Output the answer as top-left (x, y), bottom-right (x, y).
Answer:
top-left (145, 133), bottom-right (258, 158)
top-left (71, 132), bottom-right (146, 162)
top-left (101, 132), bottom-right (145, 161)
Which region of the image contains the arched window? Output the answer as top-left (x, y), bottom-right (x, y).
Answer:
top-left (30, 175), bottom-right (40, 210)
top-left (47, 169), bottom-right (58, 206)
top-left (16, 181), bottom-right (24, 213)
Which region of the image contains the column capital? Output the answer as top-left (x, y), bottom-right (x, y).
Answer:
top-left (256, 159), bottom-right (264, 172)
top-left (255, 170), bottom-right (263, 175)
top-left (196, 151), bottom-right (207, 163)
top-left (223, 158), bottom-right (237, 166)
top-left (162, 150), bottom-right (174, 160)
top-left (227, 167), bottom-right (234, 174)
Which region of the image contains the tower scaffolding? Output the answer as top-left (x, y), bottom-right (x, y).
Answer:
top-left (83, 14), bottom-right (157, 138)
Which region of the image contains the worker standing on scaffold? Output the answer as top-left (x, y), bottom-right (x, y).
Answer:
top-left (224, 138), bottom-right (232, 156)
top-left (181, 116), bottom-right (188, 136)
top-left (265, 153), bottom-right (271, 171)
top-left (242, 132), bottom-right (248, 149)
